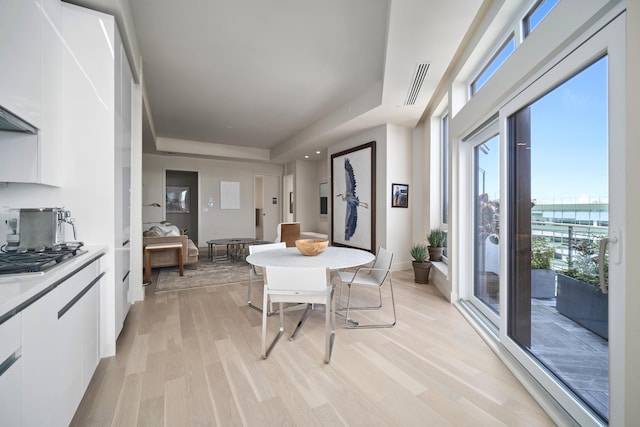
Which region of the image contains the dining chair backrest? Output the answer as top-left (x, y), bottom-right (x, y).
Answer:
top-left (261, 265), bottom-right (335, 362)
top-left (248, 241), bottom-right (286, 275)
top-left (265, 265), bottom-right (330, 293)
top-left (370, 247), bottom-right (393, 286)
top-left (276, 222), bottom-right (301, 247)
top-left (249, 241), bottom-right (286, 255)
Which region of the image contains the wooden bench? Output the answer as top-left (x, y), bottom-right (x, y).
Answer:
top-left (144, 242), bottom-right (183, 283)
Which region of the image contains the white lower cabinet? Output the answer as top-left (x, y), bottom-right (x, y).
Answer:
top-left (21, 287), bottom-right (58, 426)
top-left (0, 357), bottom-right (21, 426)
top-left (0, 314), bottom-right (22, 426)
top-left (21, 258), bottom-right (104, 426)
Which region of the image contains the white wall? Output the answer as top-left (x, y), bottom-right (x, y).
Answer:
top-left (143, 154), bottom-right (283, 243)
top-left (294, 159), bottom-right (318, 231)
top-left (327, 125), bottom-right (390, 256)
top-left (386, 124), bottom-right (413, 270)
top-left (325, 124), bottom-right (415, 271)
top-left (316, 155), bottom-right (330, 235)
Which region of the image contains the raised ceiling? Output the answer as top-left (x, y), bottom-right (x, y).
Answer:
top-left (69, 0), bottom-right (484, 163)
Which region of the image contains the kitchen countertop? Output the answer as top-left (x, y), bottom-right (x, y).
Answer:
top-left (0, 245), bottom-right (108, 320)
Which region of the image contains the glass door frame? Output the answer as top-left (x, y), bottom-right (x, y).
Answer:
top-left (497, 13), bottom-right (625, 425)
top-left (461, 121), bottom-right (502, 327)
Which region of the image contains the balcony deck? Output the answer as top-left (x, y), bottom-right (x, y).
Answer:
top-left (531, 298), bottom-right (609, 420)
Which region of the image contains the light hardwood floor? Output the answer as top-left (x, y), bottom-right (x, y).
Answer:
top-left (71, 267), bottom-right (555, 426)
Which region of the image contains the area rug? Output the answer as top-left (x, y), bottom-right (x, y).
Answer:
top-left (155, 260), bottom-right (252, 293)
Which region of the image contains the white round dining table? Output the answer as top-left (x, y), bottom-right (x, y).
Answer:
top-left (246, 246), bottom-right (375, 269)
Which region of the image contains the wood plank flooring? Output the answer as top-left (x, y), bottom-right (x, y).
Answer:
top-left (71, 267), bottom-right (555, 426)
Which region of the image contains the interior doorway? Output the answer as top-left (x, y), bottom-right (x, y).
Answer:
top-left (166, 170), bottom-right (199, 245)
top-left (255, 174), bottom-right (281, 242)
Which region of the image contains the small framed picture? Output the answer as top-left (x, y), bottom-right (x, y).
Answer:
top-left (166, 186), bottom-right (190, 213)
top-left (391, 184), bottom-right (408, 208)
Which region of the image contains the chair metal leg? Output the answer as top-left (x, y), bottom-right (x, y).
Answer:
top-left (248, 267), bottom-right (260, 310)
top-left (290, 304), bottom-right (312, 340)
top-left (345, 278), bottom-right (397, 329)
top-left (263, 299), bottom-right (285, 359)
top-left (324, 287), bottom-right (336, 363)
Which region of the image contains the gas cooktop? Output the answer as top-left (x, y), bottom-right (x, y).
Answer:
top-left (0, 243), bottom-right (86, 275)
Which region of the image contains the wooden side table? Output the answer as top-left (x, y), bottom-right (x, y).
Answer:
top-left (144, 242), bottom-right (184, 283)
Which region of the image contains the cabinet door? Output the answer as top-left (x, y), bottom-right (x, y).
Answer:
top-left (81, 279), bottom-right (100, 393)
top-left (0, 131), bottom-right (39, 183)
top-left (0, 0), bottom-right (41, 126)
top-left (39, 0), bottom-right (63, 186)
top-left (115, 32), bottom-right (133, 336)
top-left (57, 293), bottom-right (83, 426)
top-left (0, 357), bottom-right (22, 426)
top-left (22, 292), bottom-right (59, 426)
top-left (0, 314), bottom-right (22, 427)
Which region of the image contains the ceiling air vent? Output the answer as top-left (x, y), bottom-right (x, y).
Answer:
top-left (404, 63), bottom-right (430, 106)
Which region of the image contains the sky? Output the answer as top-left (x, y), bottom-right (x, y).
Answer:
top-left (475, 0), bottom-right (609, 205)
top-left (478, 47), bottom-right (608, 206)
top-left (530, 56), bottom-right (608, 202)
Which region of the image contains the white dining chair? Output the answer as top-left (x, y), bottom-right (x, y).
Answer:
top-left (337, 247), bottom-right (396, 328)
top-left (247, 242), bottom-right (286, 312)
top-left (262, 266), bottom-right (336, 363)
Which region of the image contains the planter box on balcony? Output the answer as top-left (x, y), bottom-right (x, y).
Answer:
top-left (531, 269), bottom-right (556, 299)
top-left (556, 273), bottom-right (608, 339)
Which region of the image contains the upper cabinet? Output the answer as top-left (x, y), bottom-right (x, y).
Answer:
top-left (0, 0), bottom-right (62, 186)
top-left (0, 0), bottom-right (42, 128)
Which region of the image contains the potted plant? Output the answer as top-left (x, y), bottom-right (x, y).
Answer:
top-left (410, 243), bottom-right (431, 284)
top-left (556, 239), bottom-right (608, 339)
top-left (531, 236), bottom-right (556, 299)
top-left (427, 228), bottom-right (446, 261)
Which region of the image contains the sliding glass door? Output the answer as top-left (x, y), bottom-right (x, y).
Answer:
top-left (460, 13), bottom-right (626, 425)
top-left (500, 17), bottom-right (626, 424)
top-left (468, 127), bottom-right (501, 322)
top-left (507, 56), bottom-right (610, 421)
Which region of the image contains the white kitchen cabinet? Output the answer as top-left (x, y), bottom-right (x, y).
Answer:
top-left (21, 287), bottom-right (59, 426)
top-left (21, 257), bottom-right (104, 427)
top-left (0, 0), bottom-right (63, 186)
top-left (81, 280), bottom-right (100, 392)
top-left (0, 131), bottom-right (39, 183)
top-left (0, 0), bottom-right (41, 127)
top-left (62, 3), bottom-right (134, 346)
top-left (0, 314), bottom-right (22, 427)
top-left (56, 259), bottom-right (102, 426)
top-left (115, 27), bottom-right (133, 337)
top-left (39, 0), bottom-right (63, 186)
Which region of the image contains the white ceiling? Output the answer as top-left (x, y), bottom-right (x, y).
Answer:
top-left (70, 0), bottom-right (484, 163)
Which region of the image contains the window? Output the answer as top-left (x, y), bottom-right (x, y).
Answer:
top-left (441, 114), bottom-right (449, 225)
top-left (470, 34), bottom-right (516, 95)
top-left (523, 0), bottom-right (559, 38)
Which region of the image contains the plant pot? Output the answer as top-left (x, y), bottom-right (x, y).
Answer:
top-left (412, 261), bottom-right (432, 284)
top-left (531, 269), bottom-right (556, 299)
top-left (427, 246), bottom-right (443, 262)
top-left (556, 273), bottom-right (608, 339)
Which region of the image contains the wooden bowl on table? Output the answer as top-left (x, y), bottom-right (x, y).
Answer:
top-left (295, 239), bottom-right (329, 256)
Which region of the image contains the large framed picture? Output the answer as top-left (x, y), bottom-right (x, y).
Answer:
top-left (331, 141), bottom-right (376, 252)
top-left (391, 183), bottom-right (409, 208)
top-left (166, 186), bottom-right (190, 213)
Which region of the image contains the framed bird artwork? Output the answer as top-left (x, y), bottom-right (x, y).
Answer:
top-left (331, 141), bottom-right (376, 252)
